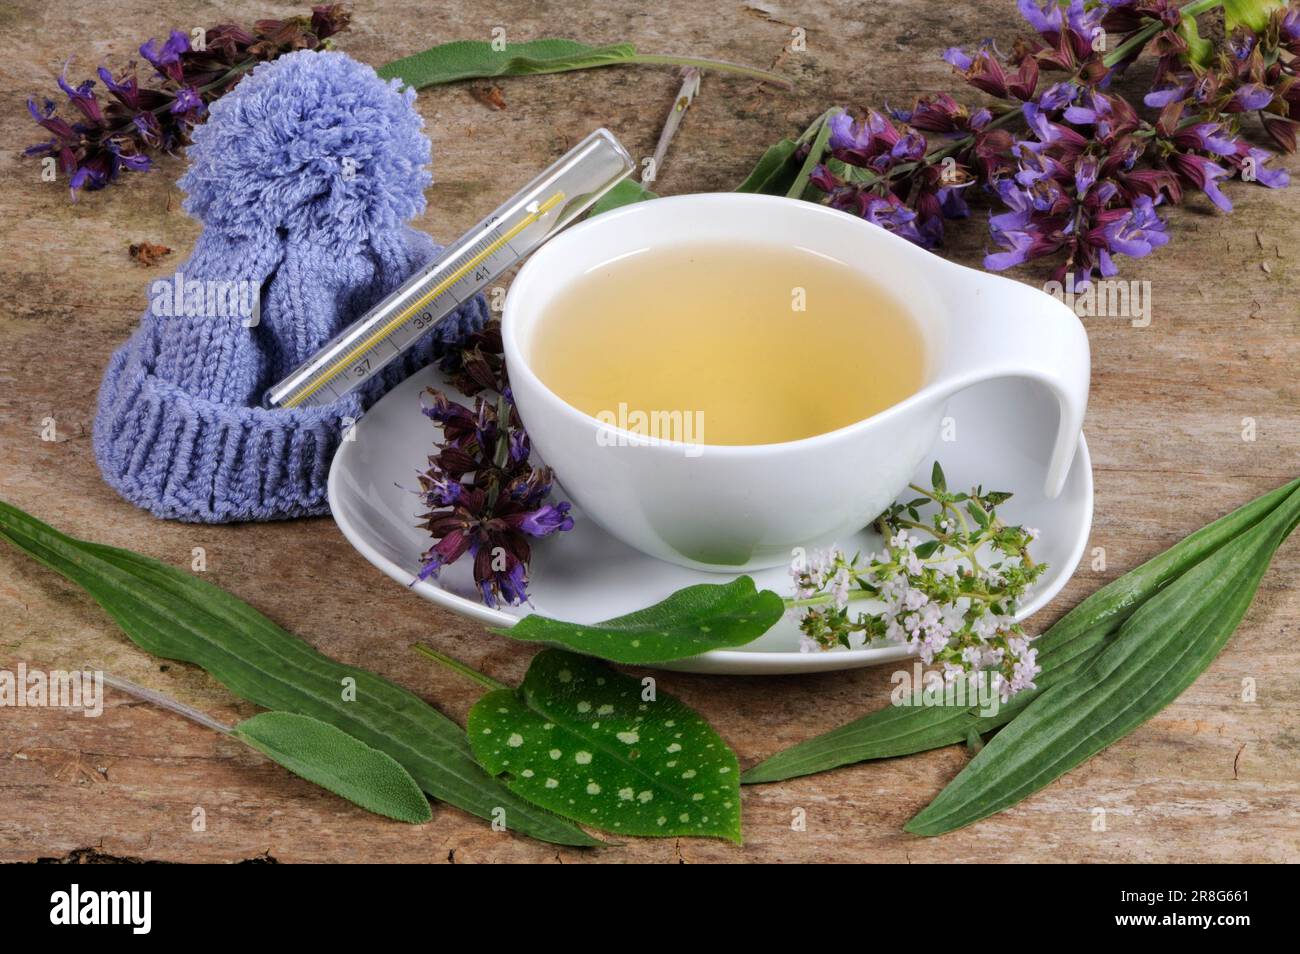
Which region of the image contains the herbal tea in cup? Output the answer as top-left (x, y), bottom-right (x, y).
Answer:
top-left (528, 243), bottom-right (928, 446)
top-left (503, 193), bottom-right (1088, 571)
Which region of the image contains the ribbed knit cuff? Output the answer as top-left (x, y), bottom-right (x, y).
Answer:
top-left (93, 295), bottom-right (488, 523)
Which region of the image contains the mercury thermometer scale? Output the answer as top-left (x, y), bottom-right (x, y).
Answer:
top-left (267, 128), bottom-right (635, 410)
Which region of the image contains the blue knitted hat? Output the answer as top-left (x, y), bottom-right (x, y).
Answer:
top-left (94, 50), bottom-right (486, 522)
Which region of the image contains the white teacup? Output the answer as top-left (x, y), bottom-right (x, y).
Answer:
top-left (503, 193), bottom-right (1089, 571)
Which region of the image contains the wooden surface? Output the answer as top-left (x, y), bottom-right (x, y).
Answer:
top-left (2, 0), bottom-right (1298, 864)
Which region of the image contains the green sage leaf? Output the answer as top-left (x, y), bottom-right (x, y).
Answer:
top-left (377, 39), bottom-right (790, 91)
top-left (1177, 11), bottom-right (1214, 67)
top-left (0, 501), bottom-right (598, 847)
top-left (734, 138), bottom-right (800, 194)
top-left (379, 39), bottom-right (638, 88)
top-left (741, 477), bottom-right (1300, 785)
top-left (497, 576), bottom-right (784, 664)
top-left (906, 481), bottom-right (1300, 835)
top-left (589, 178), bottom-right (657, 217)
top-left (785, 107), bottom-right (837, 200)
top-left (469, 649), bottom-right (742, 842)
top-left (1223, 0), bottom-right (1285, 32)
top-left (233, 712), bottom-right (432, 824)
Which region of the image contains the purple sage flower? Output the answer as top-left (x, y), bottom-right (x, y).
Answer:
top-left (1167, 152), bottom-right (1234, 212)
top-left (25, 6), bottom-right (352, 198)
top-left (1228, 83), bottom-right (1274, 113)
top-left (139, 30), bottom-right (191, 82)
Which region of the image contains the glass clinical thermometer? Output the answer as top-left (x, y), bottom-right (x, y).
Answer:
top-left (267, 127), bottom-right (635, 409)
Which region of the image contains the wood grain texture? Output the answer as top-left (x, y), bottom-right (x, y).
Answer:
top-left (1, 0), bottom-right (1297, 863)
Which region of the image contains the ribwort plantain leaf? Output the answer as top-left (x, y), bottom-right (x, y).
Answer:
top-left (742, 477), bottom-right (1300, 785)
top-left (906, 480), bottom-right (1300, 835)
top-left (0, 500), bottom-right (599, 847)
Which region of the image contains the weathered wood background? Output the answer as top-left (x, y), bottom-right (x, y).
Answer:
top-left (2, 0), bottom-right (1298, 863)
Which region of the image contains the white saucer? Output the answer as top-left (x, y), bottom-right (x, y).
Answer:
top-left (328, 365), bottom-right (1093, 675)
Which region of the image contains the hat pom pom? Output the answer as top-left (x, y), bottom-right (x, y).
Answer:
top-left (180, 50), bottom-right (431, 250)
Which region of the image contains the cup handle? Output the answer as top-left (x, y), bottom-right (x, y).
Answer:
top-left (936, 266), bottom-right (1090, 498)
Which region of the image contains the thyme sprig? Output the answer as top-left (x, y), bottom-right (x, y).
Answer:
top-left (787, 462), bottom-right (1046, 700)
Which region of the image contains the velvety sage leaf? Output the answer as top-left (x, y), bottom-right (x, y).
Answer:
top-left (734, 138), bottom-right (799, 194)
top-left (497, 576), bottom-right (784, 664)
top-left (376, 39), bottom-right (790, 91)
top-left (906, 481), bottom-right (1300, 835)
top-left (741, 477), bottom-right (1300, 785)
top-left (785, 108), bottom-right (836, 199)
top-left (469, 649), bottom-right (742, 842)
top-left (0, 501), bottom-right (597, 848)
top-left (1222, 0), bottom-right (1282, 34)
top-left (1176, 11), bottom-right (1214, 67)
top-left (378, 39), bottom-right (637, 89)
top-left (233, 712), bottom-right (431, 824)
top-left (589, 178), bottom-right (657, 217)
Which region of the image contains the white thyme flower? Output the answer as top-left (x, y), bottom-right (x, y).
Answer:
top-left (829, 567), bottom-right (851, 609)
top-left (786, 471), bottom-right (1043, 694)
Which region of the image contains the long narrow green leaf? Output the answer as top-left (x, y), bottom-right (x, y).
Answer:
top-left (741, 477), bottom-right (1300, 784)
top-left (906, 482), bottom-right (1300, 835)
top-left (233, 712), bottom-right (433, 824)
top-left (1032, 476), bottom-right (1300, 651)
top-left (741, 621), bottom-right (1115, 784)
top-left (0, 501), bottom-right (598, 847)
